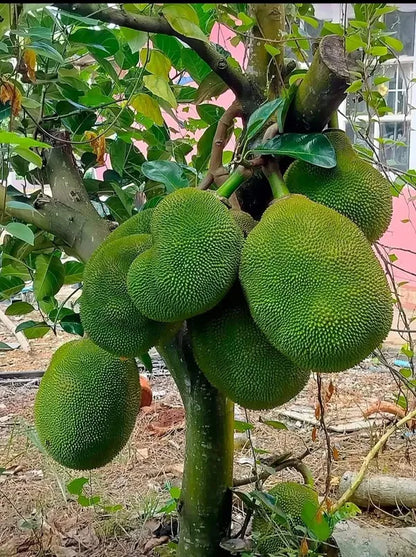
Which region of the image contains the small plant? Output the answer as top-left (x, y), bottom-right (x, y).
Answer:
top-left (66, 477), bottom-right (123, 513)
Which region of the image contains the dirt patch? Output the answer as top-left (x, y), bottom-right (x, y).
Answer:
top-left (1, 313), bottom-right (416, 555)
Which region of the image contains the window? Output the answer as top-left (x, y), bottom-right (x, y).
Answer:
top-left (341, 8), bottom-right (416, 172)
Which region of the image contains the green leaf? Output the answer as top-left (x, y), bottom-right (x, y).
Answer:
top-left (346, 79), bottom-right (363, 94)
top-left (400, 367), bottom-right (412, 379)
top-left (67, 477), bottom-right (89, 496)
top-left (195, 71), bottom-right (228, 104)
top-left (140, 49), bottom-right (171, 78)
top-left (78, 494), bottom-right (101, 507)
top-left (69, 28), bottom-right (119, 57)
top-left (302, 500), bottom-right (332, 542)
top-left (322, 22), bottom-right (344, 35)
top-left (260, 419), bottom-right (288, 430)
top-left (346, 34), bottom-right (366, 52)
top-left (29, 42), bottom-right (64, 64)
top-left (130, 93), bottom-right (163, 126)
top-left (15, 320), bottom-right (50, 339)
top-left (196, 104), bottom-right (225, 125)
top-left (368, 46), bottom-right (388, 56)
top-left (374, 76), bottom-right (390, 86)
top-left (33, 254), bottom-right (65, 300)
top-left (0, 131), bottom-right (49, 148)
top-left (5, 222), bottom-right (35, 245)
top-left (142, 160), bottom-right (187, 192)
top-left (143, 75), bottom-right (177, 108)
top-left (0, 342), bottom-right (14, 351)
top-left (234, 420), bottom-right (253, 432)
top-left (5, 301), bottom-right (35, 316)
top-left (79, 87), bottom-right (113, 107)
top-left (13, 147), bottom-right (42, 168)
top-left (382, 36), bottom-right (403, 53)
top-left (388, 253), bottom-right (398, 262)
top-left (60, 314), bottom-right (84, 336)
top-left (245, 98), bottom-right (285, 141)
top-left (121, 27), bottom-right (147, 53)
top-left (139, 353), bottom-right (153, 372)
top-left (264, 44), bottom-right (280, 57)
top-left (193, 122), bottom-right (217, 172)
top-left (401, 344), bottom-right (414, 359)
top-left (250, 133), bottom-right (336, 168)
top-left (153, 35), bottom-right (184, 69)
top-left (5, 200), bottom-right (42, 218)
top-left (182, 49), bottom-right (211, 83)
top-left (0, 276), bottom-right (25, 301)
top-left (63, 261), bottom-right (84, 284)
top-left (163, 4), bottom-right (208, 43)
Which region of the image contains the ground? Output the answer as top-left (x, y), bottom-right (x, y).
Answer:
top-left (1, 308), bottom-right (416, 556)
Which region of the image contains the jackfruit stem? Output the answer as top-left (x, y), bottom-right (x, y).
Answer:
top-left (268, 171), bottom-right (290, 199)
top-left (216, 168), bottom-right (246, 198)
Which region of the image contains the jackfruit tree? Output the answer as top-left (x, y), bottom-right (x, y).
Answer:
top-left (0, 3), bottom-right (412, 556)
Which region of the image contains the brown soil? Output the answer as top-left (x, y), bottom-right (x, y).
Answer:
top-left (1, 320), bottom-right (416, 556)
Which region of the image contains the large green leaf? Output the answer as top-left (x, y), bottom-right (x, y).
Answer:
top-left (131, 93), bottom-right (163, 126)
top-left (245, 98), bottom-right (285, 142)
top-left (5, 222), bottom-right (35, 245)
top-left (250, 133), bottom-right (337, 168)
top-left (63, 261), bottom-right (84, 284)
top-left (195, 72), bottom-right (228, 104)
top-left (302, 501), bottom-right (332, 541)
top-left (5, 301), bottom-right (35, 316)
top-left (181, 49), bottom-right (211, 83)
top-left (13, 147), bottom-right (42, 168)
top-left (60, 313), bottom-right (84, 336)
top-left (0, 131), bottom-right (49, 148)
top-left (121, 27), bottom-right (147, 53)
top-left (69, 28), bottom-right (119, 57)
top-left (193, 122), bottom-right (216, 172)
top-left (29, 42), bottom-right (64, 64)
top-left (15, 320), bottom-right (50, 339)
top-left (162, 4), bottom-right (208, 43)
top-left (0, 276), bottom-right (25, 301)
top-left (142, 160), bottom-right (188, 192)
top-left (33, 254), bottom-right (65, 300)
top-left (143, 75), bottom-right (177, 108)
top-left (197, 104), bottom-right (225, 125)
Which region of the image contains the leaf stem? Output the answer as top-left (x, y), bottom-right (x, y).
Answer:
top-left (268, 170), bottom-right (289, 199)
top-left (216, 167), bottom-right (247, 198)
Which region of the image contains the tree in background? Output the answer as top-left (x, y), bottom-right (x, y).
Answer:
top-left (0, 4), bottom-right (414, 556)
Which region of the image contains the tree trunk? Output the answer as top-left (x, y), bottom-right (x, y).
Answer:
top-left (339, 472), bottom-right (416, 509)
top-left (158, 335), bottom-right (234, 557)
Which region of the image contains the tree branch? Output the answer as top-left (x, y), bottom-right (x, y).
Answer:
top-left (55, 3), bottom-right (253, 103)
top-left (285, 35), bottom-right (359, 133)
top-left (199, 101), bottom-right (242, 191)
top-left (333, 406), bottom-right (416, 512)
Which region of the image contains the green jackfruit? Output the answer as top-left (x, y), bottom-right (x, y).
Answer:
top-left (252, 482), bottom-right (320, 555)
top-left (102, 208), bottom-right (154, 245)
top-left (80, 234), bottom-right (176, 358)
top-left (230, 209), bottom-right (257, 237)
top-left (240, 194), bottom-right (393, 373)
top-left (284, 130), bottom-right (392, 242)
top-left (189, 285), bottom-right (310, 409)
top-left (34, 339), bottom-right (140, 470)
top-left (127, 188), bottom-right (244, 322)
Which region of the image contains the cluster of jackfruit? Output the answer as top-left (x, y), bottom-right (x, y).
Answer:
top-left (34, 131), bottom-right (393, 470)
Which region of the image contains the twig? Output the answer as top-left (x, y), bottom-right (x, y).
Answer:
top-left (333, 406), bottom-right (416, 512)
top-left (198, 101), bottom-right (243, 190)
top-left (317, 373), bottom-right (332, 497)
top-left (55, 4), bottom-right (252, 100)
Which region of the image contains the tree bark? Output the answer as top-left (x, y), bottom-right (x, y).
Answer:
top-left (158, 335), bottom-right (234, 557)
top-left (284, 35), bottom-right (359, 133)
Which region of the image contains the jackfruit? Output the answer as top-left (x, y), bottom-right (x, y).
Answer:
top-left (284, 130), bottom-right (392, 242)
top-left (80, 234), bottom-right (176, 358)
top-left (34, 339), bottom-right (140, 470)
top-left (127, 187), bottom-right (244, 322)
top-left (252, 482), bottom-right (320, 555)
top-left (189, 285), bottom-right (310, 409)
top-left (240, 194), bottom-right (393, 372)
top-left (102, 208), bottom-right (154, 245)
top-left (229, 209), bottom-right (257, 237)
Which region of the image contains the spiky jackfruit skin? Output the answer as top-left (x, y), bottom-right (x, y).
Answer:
top-left (230, 209), bottom-right (258, 237)
top-left (102, 208), bottom-right (154, 245)
top-left (189, 286), bottom-right (310, 409)
top-left (127, 188), bottom-right (244, 322)
top-left (252, 482), bottom-right (319, 555)
top-left (284, 130), bottom-right (392, 243)
top-left (34, 339), bottom-right (140, 470)
top-left (80, 234), bottom-right (175, 357)
top-left (240, 194), bottom-right (393, 373)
